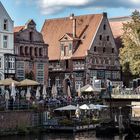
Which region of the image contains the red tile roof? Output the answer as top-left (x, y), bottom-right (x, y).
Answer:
top-left (14, 26), bottom-right (25, 33)
top-left (109, 16), bottom-right (131, 50)
top-left (41, 14), bottom-right (103, 60)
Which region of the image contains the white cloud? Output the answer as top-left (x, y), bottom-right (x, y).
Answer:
top-left (27, 0), bottom-right (140, 15)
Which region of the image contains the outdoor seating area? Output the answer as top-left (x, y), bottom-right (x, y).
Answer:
top-left (0, 78), bottom-right (103, 111)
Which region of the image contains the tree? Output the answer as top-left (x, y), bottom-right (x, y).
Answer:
top-left (25, 71), bottom-right (34, 80)
top-left (120, 10), bottom-right (140, 76)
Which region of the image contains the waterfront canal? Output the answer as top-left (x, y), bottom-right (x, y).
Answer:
top-left (0, 131), bottom-right (125, 140)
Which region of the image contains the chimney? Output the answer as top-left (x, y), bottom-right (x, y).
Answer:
top-left (70, 13), bottom-right (76, 38)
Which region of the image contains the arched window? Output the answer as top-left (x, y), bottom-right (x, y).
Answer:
top-left (30, 47), bottom-right (33, 56)
top-left (25, 46), bottom-right (28, 55)
top-left (35, 47), bottom-right (38, 57)
top-left (20, 46), bottom-right (24, 55)
top-left (39, 48), bottom-right (43, 56)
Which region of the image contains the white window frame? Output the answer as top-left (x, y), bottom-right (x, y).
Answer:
top-left (3, 35), bottom-right (8, 48)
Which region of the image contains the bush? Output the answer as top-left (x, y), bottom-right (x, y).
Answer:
top-left (59, 119), bottom-right (74, 126)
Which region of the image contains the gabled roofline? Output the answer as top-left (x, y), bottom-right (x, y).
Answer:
top-left (0, 1), bottom-right (13, 23)
top-left (87, 14), bottom-right (103, 55)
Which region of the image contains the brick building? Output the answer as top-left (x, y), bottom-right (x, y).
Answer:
top-left (14, 19), bottom-right (48, 85)
top-left (41, 13), bottom-right (121, 94)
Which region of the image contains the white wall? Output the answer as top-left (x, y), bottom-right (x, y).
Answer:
top-left (0, 2), bottom-right (14, 79)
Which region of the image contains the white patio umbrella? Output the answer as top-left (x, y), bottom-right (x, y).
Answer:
top-left (67, 85), bottom-right (71, 97)
top-left (77, 84), bottom-right (81, 97)
top-left (89, 104), bottom-right (108, 110)
top-left (5, 90), bottom-right (10, 100)
top-left (75, 104), bottom-right (81, 118)
top-left (11, 82), bottom-right (16, 102)
top-left (36, 86), bottom-right (40, 100)
top-left (51, 84), bottom-right (57, 98)
top-left (54, 105), bottom-right (77, 111)
top-left (26, 87), bottom-right (31, 100)
top-left (5, 90), bottom-right (10, 109)
top-left (79, 104), bottom-right (90, 110)
top-left (42, 85), bottom-right (47, 99)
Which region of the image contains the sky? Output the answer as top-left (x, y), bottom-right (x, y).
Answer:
top-left (0, 0), bottom-right (139, 31)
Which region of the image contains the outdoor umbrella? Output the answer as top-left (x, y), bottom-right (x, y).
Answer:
top-left (0, 78), bottom-right (19, 86)
top-left (11, 82), bottom-right (16, 102)
top-left (77, 84), bottom-right (81, 97)
top-left (67, 85), bottom-right (71, 97)
top-left (19, 79), bottom-right (39, 86)
top-left (80, 84), bottom-right (100, 92)
top-left (26, 87), bottom-right (31, 100)
top-left (36, 86), bottom-right (40, 100)
top-left (51, 84), bottom-right (57, 98)
top-left (54, 105), bottom-right (77, 111)
top-left (89, 104), bottom-right (108, 110)
top-left (5, 90), bottom-right (10, 109)
top-left (79, 104), bottom-right (90, 110)
top-left (42, 85), bottom-right (47, 99)
top-left (75, 104), bottom-right (81, 118)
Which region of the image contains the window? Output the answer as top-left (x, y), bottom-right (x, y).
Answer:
top-left (64, 46), bottom-right (69, 56)
top-left (4, 19), bottom-right (8, 30)
top-left (25, 46), bottom-right (28, 55)
top-left (69, 43), bottom-right (72, 50)
top-left (29, 62), bottom-right (33, 69)
top-left (61, 44), bottom-right (64, 51)
top-left (103, 47), bottom-right (106, 53)
top-left (0, 57), bottom-right (2, 68)
top-left (107, 36), bottom-right (110, 41)
top-left (75, 81), bottom-right (83, 90)
top-left (36, 63), bottom-right (44, 84)
top-left (97, 70), bottom-right (105, 79)
top-left (3, 35), bottom-right (8, 48)
top-left (99, 35), bottom-right (102, 40)
top-left (112, 48), bottom-right (114, 53)
top-left (90, 70), bottom-right (97, 78)
top-left (94, 46), bottom-right (96, 52)
top-left (16, 61), bottom-right (25, 80)
top-left (8, 57), bottom-right (15, 69)
top-left (30, 47), bottom-right (33, 56)
top-left (103, 24), bottom-right (106, 30)
top-left (20, 46), bottom-right (24, 55)
top-left (35, 48), bottom-right (38, 56)
top-left (29, 32), bottom-right (33, 41)
top-left (105, 71), bottom-right (111, 79)
top-left (55, 77), bottom-right (61, 87)
top-left (112, 71), bottom-right (120, 80)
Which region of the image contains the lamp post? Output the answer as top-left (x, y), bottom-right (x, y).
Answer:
top-left (119, 106), bottom-right (123, 134)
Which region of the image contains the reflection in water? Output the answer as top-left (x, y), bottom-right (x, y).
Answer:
top-left (0, 131), bottom-right (123, 140)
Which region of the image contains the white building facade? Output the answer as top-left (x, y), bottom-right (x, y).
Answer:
top-left (0, 2), bottom-right (15, 80)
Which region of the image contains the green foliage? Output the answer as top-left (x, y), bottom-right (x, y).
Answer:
top-left (59, 119), bottom-right (74, 126)
top-left (25, 71), bottom-right (34, 80)
top-left (120, 10), bottom-right (140, 76)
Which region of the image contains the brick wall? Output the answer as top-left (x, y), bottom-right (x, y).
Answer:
top-left (0, 110), bottom-right (34, 131)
